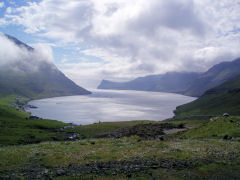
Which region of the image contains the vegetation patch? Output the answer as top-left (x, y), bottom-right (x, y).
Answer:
top-left (95, 123), bottom-right (185, 139)
top-left (0, 138), bottom-right (240, 179)
top-left (64, 120), bottom-right (155, 138)
top-left (1, 95), bottom-right (240, 179)
top-left (179, 116), bottom-right (240, 139)
top-left (0, 95), bottom-right (72, 145)
top-left (175, 75), bottom-right (240, 116)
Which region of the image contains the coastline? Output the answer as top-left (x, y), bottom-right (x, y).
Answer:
top-left (25, 90), bottom-right (196, 125)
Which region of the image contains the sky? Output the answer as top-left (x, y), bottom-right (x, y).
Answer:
top-left (0, 0), bottom-right (240, 88)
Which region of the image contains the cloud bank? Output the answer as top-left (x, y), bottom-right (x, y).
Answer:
top-left (2, 0), bottom-right (240, 87)
top-left (0, 2), bottom-right (4, 8)
top-left (0, 33), bottom-right (54, 73)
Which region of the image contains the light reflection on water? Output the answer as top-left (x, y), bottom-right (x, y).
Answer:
top-left (27, 89), bottom-right (196, 125)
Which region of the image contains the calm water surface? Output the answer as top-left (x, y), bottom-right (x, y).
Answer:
top-left (27, 89), bottom-right (196, 125)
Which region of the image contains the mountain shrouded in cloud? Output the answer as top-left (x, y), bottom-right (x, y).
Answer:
top-left (0, 33), bottom-right (54, 72)
top-left (0, 33), bottom-right (91, 98)
top-left (1, 0), bottom-right (240, 87)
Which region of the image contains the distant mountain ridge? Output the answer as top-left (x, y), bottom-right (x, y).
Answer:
top-left (98, 72), bottom-right (201, 94)
top-left (98, 58), bottom-right (240, 97)
top-left (0, 34), bottom-right (91, 99)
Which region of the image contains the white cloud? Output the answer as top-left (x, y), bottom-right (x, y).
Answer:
top-left (0, 2), bottom-right (4, 8)
top-left (0, 33), bottom-right (55, 72)
top-left (6, 7), bottom-right (12, 13)
top-left (2, 0), bottom-right (240, 87)
top-left (61, 58), bottom-right (68, 63)
top-left (8, 1), bottom-right (16, 5)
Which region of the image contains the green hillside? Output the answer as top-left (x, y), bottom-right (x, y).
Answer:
top-left (0, 96), bottom-right (69, 145)
top-left (175, 75), bottom-right (240, 117)
top-left (1, 93), bottom-right (240, 179)
top-left (1, 33), bottom-right (240, 180)
top-left (0, 34), bottom-right (91, 145)
top-left (1, 113), bottom-right (240, 179)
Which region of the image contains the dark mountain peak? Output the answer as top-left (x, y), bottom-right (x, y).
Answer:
top-left (4, 34), bottom-right (34, 51)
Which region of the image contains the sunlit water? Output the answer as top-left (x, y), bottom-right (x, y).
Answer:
top-left (27, 89), bottom-right (196, 125)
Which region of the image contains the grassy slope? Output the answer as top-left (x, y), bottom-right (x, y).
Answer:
top-left (1, 113), bottom-right (240, 179)
top-left (1, 138), bottom-right (240, 176)
top-left (0, 95), bottom-right (155, 146)
top-left (1, 87), bottom-right (240, 178)
top-left (0, 96), bottom-right (68, 145)
top-left (175, 75), bottom-right (240, 117)
top-left (180, 116), bottom-right (240, 139)
top-left (166, 116), bottom-right (240, 140)
top-left (65, 120), bottom-right (154, 138)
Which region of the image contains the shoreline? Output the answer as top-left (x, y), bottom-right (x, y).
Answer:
top-left (25, 90), bottom-right (196, 125)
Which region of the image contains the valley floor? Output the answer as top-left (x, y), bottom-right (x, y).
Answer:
top-left (1, 96), bottom-right (240, 179)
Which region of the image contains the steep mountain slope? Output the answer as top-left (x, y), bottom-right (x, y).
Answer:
top-left (175, 74), bottom-right (240, 116)
top-left (0, 34), bottom-right (90, 99)
top-left (98, 72), bottom-right (200, 94)
top-left (5, 34), bottom-right (34, 51)
top-left (184, 58), bottom-right (240, 97)
top-left (99, 58), bottom-right (240, 97)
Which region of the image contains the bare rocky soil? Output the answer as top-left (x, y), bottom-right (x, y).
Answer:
top-left (0, 157), bottom-right (213, 179)
top-left (95, 123), bottom-right (185, 140)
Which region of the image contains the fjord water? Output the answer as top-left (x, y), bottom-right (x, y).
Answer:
top-left (27, 89), bottom-right (196, 125)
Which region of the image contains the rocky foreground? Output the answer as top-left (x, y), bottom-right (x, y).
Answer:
top-left (1, 157), bottom-right (214, 179)
top-left (1, 116), bottom-right (240, 179)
